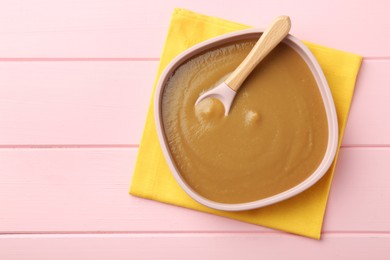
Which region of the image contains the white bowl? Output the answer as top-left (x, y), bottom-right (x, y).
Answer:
top-left (154, 28), bottom-right (338, 211)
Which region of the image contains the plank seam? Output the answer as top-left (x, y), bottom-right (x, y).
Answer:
top-left (0, 57), bottom-right (388, 61)
top-left (0, 58), bottom-right (160, 61)
top-left (0, 144), bottom-right (139, 149)
top-left (0, 232), bottom-right (390, 239)
top-left (1, 231), bottom-right (389, 235)
top-left (0, 145), bottom-right (389, 149)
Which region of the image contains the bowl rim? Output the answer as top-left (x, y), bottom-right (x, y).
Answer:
top-left (154, 28), bottom-right (339, 211)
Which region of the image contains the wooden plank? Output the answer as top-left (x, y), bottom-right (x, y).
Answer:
top-left (0, 1), bottom-right (389, 57)
top-left (0, 61), bottom-right (156, 145)
top-left (324, 147), bottom-right (390, 231)
top-left (0, 60), bottom-right (388, 146)
top-left (0, 148), bottom-right (389, 233)
top-left (0, 234), bottom-right (389, 260)
top-left (343, 60), bottom-right (390, 146)
top-left (0, 148), bottom-right (264, 233)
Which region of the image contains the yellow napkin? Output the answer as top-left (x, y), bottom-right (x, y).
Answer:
top-left (130, 8), bottom-right (362, 239)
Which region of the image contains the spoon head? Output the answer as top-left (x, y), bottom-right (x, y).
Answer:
top-left (195, 83), bottom-right (237, 115)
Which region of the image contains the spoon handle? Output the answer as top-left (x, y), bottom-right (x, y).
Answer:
top-left (225, 16), bottom-right (291, 91)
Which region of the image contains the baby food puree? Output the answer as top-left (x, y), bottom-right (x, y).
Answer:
top-left (161, 40), bottom-right (328, 204)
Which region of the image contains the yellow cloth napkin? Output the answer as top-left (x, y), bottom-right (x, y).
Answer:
top-left (130, 8), bottom-right (362, 239)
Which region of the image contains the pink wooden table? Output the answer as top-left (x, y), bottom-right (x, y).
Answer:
top-left (1, 1), bottom-right (389, 259)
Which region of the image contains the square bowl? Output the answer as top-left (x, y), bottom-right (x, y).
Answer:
top-left (154, 28), bottom-right (338, 211)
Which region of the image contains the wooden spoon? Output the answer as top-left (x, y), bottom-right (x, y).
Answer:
top-left (195, 16), bottom-right (291, 115)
